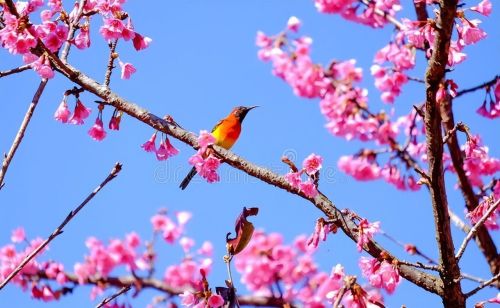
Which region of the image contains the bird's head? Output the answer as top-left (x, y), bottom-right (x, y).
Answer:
top-left (232, 105), bottom-right (258, 122)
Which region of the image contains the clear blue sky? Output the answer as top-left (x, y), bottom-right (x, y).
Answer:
top-left (0, 1), bottom-right (498, 307)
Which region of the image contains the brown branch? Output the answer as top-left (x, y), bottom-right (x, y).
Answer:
top-left (423, 0), bottom-right (464, 306)
top-left (0, 163), bottom-right (122, 290)
top-left (0, 64), bottom-right (31, 78)
top-left (95, 284), bottom-right (132, 308)
top-left (103, 39), bottom-right (118, 87)
top-left (412, 0), bottom-right (429, 22)
top-left (456, 199), bottom-right (500, 261)
top-left (60, 0), bottom-right (87, 62)
top-left (441, 96), bottom-right (500, 277)
top-left (33, 270), bottom-right (288, 307)
top-left (456, 75), bottom-right (499, 97)
top-left (43, 60), bottom-right (444, 296)
top-left (464, 272), bottom-right (500, 298)
top-left (0, 79), bottom-right (48, 190)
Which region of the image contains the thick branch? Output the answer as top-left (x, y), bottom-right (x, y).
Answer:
top-left (43, 61), bottom-right (444, 296)
top-left (423, 0), bottom-right (464, 306)
top-left (0, 79), bottom-right (48, 190)
top-left (0, 163), bottom-right (122, 290)
top-left (441, 97), bottom-right (500, 277)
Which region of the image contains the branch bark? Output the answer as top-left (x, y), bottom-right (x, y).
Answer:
top-left (0, 79), bottom-right (48, 190)
top-left (423, 0), bottom-right (464, 306)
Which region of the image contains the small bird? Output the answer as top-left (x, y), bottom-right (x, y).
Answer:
top-left (179, 106), bottom-right (258, 190)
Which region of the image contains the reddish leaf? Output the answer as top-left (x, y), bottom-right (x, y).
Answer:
top-left (226, 207), bottom-right (259, 255)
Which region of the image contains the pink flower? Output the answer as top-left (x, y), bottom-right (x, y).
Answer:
top-left (359, 257), bottom-right (400, 294)
top-left (31, 55), bottom-right (55, 79)
top-left (88, 117), bottom-right (107, 141)
top-left (188, 152), bottom-right (221, 183)
top-left (356, 219), bottom-right (380, 251)
top-left (119, 61), bottom-right (137, 79)
top-left (284, 172), bottom-right (302, 189)
top-left (287, 16), bottom-right (301, 32)
top-left (108, 112), bottom-right (122, 130)
top-left (208, 294), bottom-right (225, 308)
top-left (198, 130), bottom-right (216, 151)
top-left (69, 100), bottom-right (91, 125)
top-left (179, 237), bottom-right (195, 253)
top-left (176, 211), bottom-right (192, 225)
top-left (74, 25), bottom-right (90, 49)
top-left (303, 153), bottom-right (323, 175)
top-left (151, 213), bottom-right (168, 231)
top-left (471, 0), bottom-right (492, 16)
top-left (156, 137), bottom-right (179, 161)
top-left (133, 32), bottom-right (152, 51)
top-left (197, 241), bottom-right (213, 256)
top-left (307, 219), bottom-right (329, 249)
top-left (435, 86), bottom-right (446, 104)
top-left (458, 19), bottom-right (487, 45)
top-left (11, 227), bottom-right (25, 243)
top-left (141, 133), bottom-right (157, 152)
top-left (99, 18), bottom-right (124, 40)
top-left (179, 291), bottom-right (197, 306)
top-left (299, 180), bottom-right (318, 198)
top-left (338, 155), bottom-right (381, 181)
top-left (466, 199), bottom-right (499, 230)
top-left (54, 98), bottom-right (71, 123)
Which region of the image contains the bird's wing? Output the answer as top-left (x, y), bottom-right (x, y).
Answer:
top-left (211, 119), bottom-right (225, 133)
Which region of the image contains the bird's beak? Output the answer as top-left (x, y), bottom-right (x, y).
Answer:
top-left (246, 105), bottom-right (259, 111)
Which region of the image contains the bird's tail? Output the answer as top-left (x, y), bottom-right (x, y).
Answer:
top-left (179, 167), bottom-right (197, 190)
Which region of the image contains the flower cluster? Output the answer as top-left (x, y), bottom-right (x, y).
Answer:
top-left (234, 230), bottom-right (390, 306)
top-left (141, 132), bottom-right (179, 161)
top-left (284, 153), bottom-right (322, 198)
top-left (0, 0), bottom-right (151, 80)
top-left (476, 78), bottom-right (500, 119)
top-left (314, 0), bottom-right (402, 28)
top-left (459, 135), bottom-right (500, 187)
top-left (187, 131), bottom-right (222, 184)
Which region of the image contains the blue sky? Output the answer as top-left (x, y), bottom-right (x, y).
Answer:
top-left (0, 0), bottom-right (499, 307)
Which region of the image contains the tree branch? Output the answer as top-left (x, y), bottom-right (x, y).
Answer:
top-left (440, 96), bottom-right (500, 277)
top-left (0, 163), bottom-right (122, 290)
top-left (0, 79), bottom-right (48, 190)
top-left (456, 75), bottom-right (499, 97)
top-left (95, 285), bottom-right (131, 308)
top-left (0, 64), bottom-right (31, 78)
top-left (464, 272), bottom-right (500, 298)
top-left (32, 270), bottom-right (289, 307)
top-left (455, 199), bottom-right (500, 261)
top-left (423, 0), bottom-right (464, 306)
top-left (42, 60), bottom-right (444, 296)
top-left (60, 0), bottom-right (87, 63)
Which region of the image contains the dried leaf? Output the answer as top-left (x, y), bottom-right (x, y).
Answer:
top-left (226, 207), bottom-right (259, 255)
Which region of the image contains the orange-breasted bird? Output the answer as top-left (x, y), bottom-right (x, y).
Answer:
top-left (179, 106), bottom-right (258, 190)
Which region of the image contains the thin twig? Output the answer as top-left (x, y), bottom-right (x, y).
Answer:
top-left (464, 272), bottom-right (500, 298)
top-left (95, 285), bottom-right (132, 308)
top-left (448, 210), bottom-right (471, 234)
top-left (103, 39), bottom-right (118, 88)
top-left (456, 75), bottom-right (499, 97)
top-left (380, 231), bottom-right (437, 265)
top-left (408, 76), bottom-right (425, 83)
top-left (397, 260), bottom-right (439, 271)
top-left (455, 199), bottom-right (500, 261)
top-left (442, 121), bottom-right (466, 144)
top-left (0, 64), bottom-right (31, 78)
top-left (60, 0), bottom-right (87, 62)
top-left (0, 79), bottom-right (48, 190)
top-left (0, 163), bottom-right (122, 290)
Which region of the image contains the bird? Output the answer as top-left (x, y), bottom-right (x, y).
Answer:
top-left (179, 106), bottom-right (258, 190)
